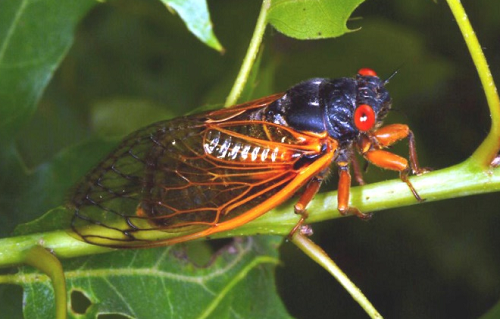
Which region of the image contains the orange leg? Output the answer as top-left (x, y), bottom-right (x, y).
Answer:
top-left (337, 166), bottom-right (372, 219)
top-left (371, 124), bottom-right (429, 175)
top-left (364, 150), bottom-right (423, 201)
top-left (289, 171), bottom-right (327, 237)
top-left (362, 124), bottom-right (428, 202)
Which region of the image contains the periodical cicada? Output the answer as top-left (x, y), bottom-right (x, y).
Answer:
top-left (69, 68), bottom-right (427, 248)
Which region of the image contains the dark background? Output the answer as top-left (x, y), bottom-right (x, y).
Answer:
top-left (13, 0), bottom-right (500, 318)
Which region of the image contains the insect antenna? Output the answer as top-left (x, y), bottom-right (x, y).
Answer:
top-left (384, 69), bottom-right (399, 85)
top-left (384, 64), bottom-right (405, 85)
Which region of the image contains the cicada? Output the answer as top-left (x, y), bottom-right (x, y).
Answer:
top-left (69, 68), bottom-right (426, 248)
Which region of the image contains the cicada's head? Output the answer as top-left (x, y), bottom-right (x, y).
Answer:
top-left (351, 68), bottom-right (392, 133)
top-left (267, 68), bottom-right (393, 147)
top-left (321, 68), bottom-right (392, 146)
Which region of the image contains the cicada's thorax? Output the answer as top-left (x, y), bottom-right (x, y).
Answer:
top-left (257, 75), bottom-right (392, 162)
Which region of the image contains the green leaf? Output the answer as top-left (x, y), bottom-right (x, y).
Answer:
top-left (14, 207), bottom-right (73, 236)
top-left (0, 0), bottom-right (225, 235)
top-left (0, 0), bottom-right (97, 235)
top-left (0, 137), bottom-right (118, 236)
top-left (162, 0), bottom-right (224, 52)
top-left (268, 0), bottom-right (366, 39)
top-left (0, 0), bottom-right (95, 140)
top-left (20, 237), bottom-right (292, 319)
top-left (480, 299), bottom-right (500, 319)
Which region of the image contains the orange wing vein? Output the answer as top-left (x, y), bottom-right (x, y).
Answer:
top-left (70, 95), bottom-right (336, 247)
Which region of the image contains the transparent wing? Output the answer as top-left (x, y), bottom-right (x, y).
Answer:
top-left (70, 95), bottom-right (331, 247)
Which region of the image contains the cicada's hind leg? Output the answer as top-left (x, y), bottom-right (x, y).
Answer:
top-left (289, 170), bottom-right (329, 237)
top-left (360, 124), bottom-right (430, 202)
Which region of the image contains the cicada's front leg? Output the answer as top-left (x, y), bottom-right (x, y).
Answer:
top-left (359, 124), bottom-right (429, 202)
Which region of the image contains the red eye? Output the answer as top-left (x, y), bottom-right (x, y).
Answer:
top-left (354, 104), bottom-right (376, 131)
top-left (358, 68), bottom-right (378, 77)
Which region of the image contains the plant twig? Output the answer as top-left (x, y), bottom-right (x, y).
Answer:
top-left (24, 246), bottom-right (67, 319)
top-left (446, 0), bottom-right (500, 166)
top-left (224, 0), bottom-right (271, 107)
top-left (291, 233), bottom-right (383, 319)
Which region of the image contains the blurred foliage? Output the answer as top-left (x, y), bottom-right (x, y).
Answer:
top-left (1, 0), bottom-right (500, 318)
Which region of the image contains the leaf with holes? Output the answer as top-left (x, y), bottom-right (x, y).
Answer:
top-left (268, 0), bottom-right (366, 40)
top-left (20, 237), bottom-right (292, 319)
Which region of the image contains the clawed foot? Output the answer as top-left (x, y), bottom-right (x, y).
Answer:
top-left (414, 167), bottom-right (433, 176)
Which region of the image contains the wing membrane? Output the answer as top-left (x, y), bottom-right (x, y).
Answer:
top-left (70, 96), bottom-right (332, 247)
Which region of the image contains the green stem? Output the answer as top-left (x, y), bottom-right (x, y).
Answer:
top-left (0, 229), bottom-right (112, 268)
top-left (224, 0), bottom-right (270, 107)
top-left (0, 273), bottom-right (18, 284)
top-left (291, 233), bottom-right (383, 319)
top-left (218, 160), bottom-right (500, 238)
top-left (23, 246), bottom-right (67, 319)
top-left (1, 160), bottom-right (498, 268)
top-left (446, 0), bottom-right (500, 166)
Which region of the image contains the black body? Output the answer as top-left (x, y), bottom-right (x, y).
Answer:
top-left (264, 74), bottom-right (392, 147)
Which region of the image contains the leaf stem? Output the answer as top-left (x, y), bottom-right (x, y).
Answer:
top-left (291, 233), bottom-right (383, 319)
top-left (224, 0), bottom-right (270, 107)
top-left (0, 229), bottom-right (113, 269)
top-left (446, 0), bottom-right (500, 167)
top-left (1, 160), bottom-right (499, 268)
top-left (220, 161), bottom-right (500, 239)
top-left (23, 246), bottom-right (67, 319)
top-left (0, 273), bottom-right (18, 284)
